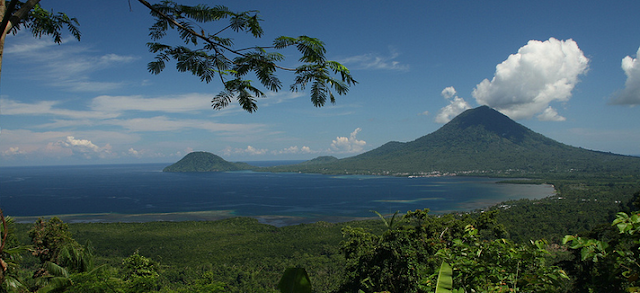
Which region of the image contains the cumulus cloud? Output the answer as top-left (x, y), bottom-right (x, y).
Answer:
top-left (2, 147), bottom-right (27, 157)
top-left (128, 148), bottom-right (141, 157)
top-left (222, 145), bottom-right (268, 156)
top-left (435, 86), bottom-right (472, 123)
top-left (61, 136), bottom-right (114, 159)
top-left (64, 136), bottom-right (101, 152)
top-left (273, 145), bottom-right (315, 155)
top-left (274, 146), bottom-right (316, 155)
top-left (330, 128), bottom-right (366, 153)
top-left (610, 46), bottom-right (640, 105)
top-left (472, 38), bottom-right (589, 121)
top-left (537, 106), bottom-right (566, 122)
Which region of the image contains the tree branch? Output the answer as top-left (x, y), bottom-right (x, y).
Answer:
top-left (136, 0), bottom-right (295, 71)
top-left (4, 0), bottom-right (41, 34)
top-left (0, 0), bottom-right (20, 36)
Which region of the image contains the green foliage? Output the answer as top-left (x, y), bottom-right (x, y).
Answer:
top-left (29, 217), bottom-right (76, 265)
top-left (0, 214), bottom-right (29, 292)
top-left (122, 251), bottom-right (160, 293)
top-left (37, 217), bottom-right (385, 292)
top-left (434, 262), bottom-right (453, 293)
top-left (340, 210), bottom-right (568, 293)
top-left (277, 268), bottom-right (312, 293)
top-left (65, 266), bottom-right (125, 293)
top-left (122, 251), bottom-right (159, 280)
top-left (431, 226), bottom-right (569, 292)
top-left (495, 179), bottom-right (640, 243)
top-left (22, 217), bottom-right (94, 292)
top-left (338, 209), bottom-right (494, 293)
top-left (563, 209), bottom-right (640, 292)
top-left (140, 0), bottom-right (356, 113)
top-left (1, 1), bottom-right (81, 44)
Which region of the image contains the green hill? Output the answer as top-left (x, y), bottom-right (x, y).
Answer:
top-left (163, 151), bottom-right (253, 172)
top-left (269, 106), bottom-right (640, 176)
top-left (299, 156), bottom-right (339, 165)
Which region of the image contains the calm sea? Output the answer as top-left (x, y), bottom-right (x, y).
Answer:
top-left (0, 163), bottom-right (554, 225)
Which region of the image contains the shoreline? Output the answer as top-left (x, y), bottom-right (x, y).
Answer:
top-left (12, 210), bottom-right (382, 227)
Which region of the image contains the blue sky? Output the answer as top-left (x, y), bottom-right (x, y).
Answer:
top-left (1, 0), bottom-right (639, 166)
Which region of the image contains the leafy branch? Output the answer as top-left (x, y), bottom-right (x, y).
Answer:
top-left (137, 0), bottom-right (357, 113)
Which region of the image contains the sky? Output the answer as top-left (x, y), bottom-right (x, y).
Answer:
top-left (1, 0), bottom-right (639, 167)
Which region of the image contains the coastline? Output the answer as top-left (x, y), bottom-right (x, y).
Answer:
top-left (12, 210), bottom-right (381, 227)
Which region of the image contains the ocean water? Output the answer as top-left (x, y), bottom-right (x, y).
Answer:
top-left (0, 163), bottom-right (554, 225)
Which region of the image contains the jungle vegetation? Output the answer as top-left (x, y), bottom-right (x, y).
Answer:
top-left (0, 174), bottom-right (638, 292)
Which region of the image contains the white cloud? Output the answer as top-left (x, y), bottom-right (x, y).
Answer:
top-left (610, 46), bottom-right (640, 105)
top-left (63, 136), bottom-right (102, 153)
top-left (222, 145), bottom-right (268, 156)
top-left (261, 91), bottom-right (306, 106)
top-left (0, 129), bottom-right (73, 150)
top-left (441, 86), bottom-right (457, 99)
top-left (90, 94), bottom-right (212, 113)
top-left (330, 128), bottom-right (366, 153)
top-left (3, 37), bottom-right (56, 54)
top-left (4, 35), bottom-right (137, 92)
top-left (128, 148), bottom-right (141, 157)
top-left (104, 116), bottom-right (266, 133)
top-left (472, 38), bottom-right (589, 121)
top-left (1, 99), bottom-right (119, 119)
top-left (274, 146), bottom-right (316, 155)
top-left (125, 147), bottom-right (166, 159)
top-left (340, 48), bottom-right (409, 71)
top-left (2, 146), bottom-right (27, 156)
top-left (435, 86), bottom-right (472, 123)
top-left (0, 130), bottom-right (118, 161)
top-left (0, 129), bottom-right (138, 153)
top-left (100, 54), bottom-right (137, 63)
top-left (536, 106), bottom-right (566, 122)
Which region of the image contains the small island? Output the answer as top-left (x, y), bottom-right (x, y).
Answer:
top-left (162, 151), bottom-right (252, 172)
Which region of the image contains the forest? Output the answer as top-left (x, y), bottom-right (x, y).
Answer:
top-left (1, 173), bottom-right (639, 292)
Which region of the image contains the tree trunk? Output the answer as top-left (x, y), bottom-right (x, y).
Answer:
top-left (0, 0), bottom-right (42, 80)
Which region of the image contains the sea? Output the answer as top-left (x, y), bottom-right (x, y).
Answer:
top-left (0, 162), bottom-right (555, 226)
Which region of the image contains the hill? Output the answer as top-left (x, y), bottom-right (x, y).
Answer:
top-left (269, 106), bottom-right (640, 176)
top-left (163, 151), bottom-right (253, 172)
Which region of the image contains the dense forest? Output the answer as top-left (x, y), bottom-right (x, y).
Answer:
top-left (1, 172), bottom-right (640, 292)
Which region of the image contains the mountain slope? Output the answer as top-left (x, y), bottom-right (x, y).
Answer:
top-left (273, 106), bottom-right (640, 176)
top-left (163, 151), bottom-right (252, 172)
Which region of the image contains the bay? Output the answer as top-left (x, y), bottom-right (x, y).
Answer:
top-left (0, 163), bottom-right (554, 226)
